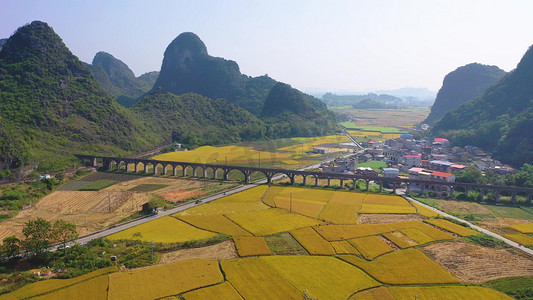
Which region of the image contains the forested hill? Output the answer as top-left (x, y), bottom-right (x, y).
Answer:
top-left (85, 52), bottom-right (158, 107)
top-left (0, 21), bottom-right (159, 171)
top-left (431, 45), bottom-right (533, 167)
top-left (0, 38), bottom-right (7, 51)
top-left (132, 89), bottom-right (265, 148)
top-left (261, 83), bottom-right (337, 138)
top-left (424, 63), bottom-right (506, 125)
top-left (152, 32), bottom-right (278, 115)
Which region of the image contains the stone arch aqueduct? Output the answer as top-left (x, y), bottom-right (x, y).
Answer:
top-left (76, 155), bottom-right (533, 205)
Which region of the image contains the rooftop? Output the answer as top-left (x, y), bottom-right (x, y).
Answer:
top-left (431, 171), bottom-right (455, 178)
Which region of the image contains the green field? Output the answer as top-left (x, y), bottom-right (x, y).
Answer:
top-left (340, 122), bottom-right (407, 133)
top-left (78, 180), bottom-right (118, 191)
top-left (355, 161), bottom-right (388, 171)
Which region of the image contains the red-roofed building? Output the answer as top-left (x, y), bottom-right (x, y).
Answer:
top-left (433, 138), bottom-right (450, 147)
top-left (450, 164), bottom-right (467, 172)
top-left (430, 171), bottom-right (455, 182)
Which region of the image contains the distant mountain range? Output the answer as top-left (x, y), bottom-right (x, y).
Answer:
top-left (431, 46), bottom-right (533, 167)
top-left (0, 22), bottom-right (337, 172)
top-left (321, 89), bottom-right (435, 108)
top-left (424, 63), bottom-right (506, 125)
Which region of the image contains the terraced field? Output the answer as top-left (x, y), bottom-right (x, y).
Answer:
top-left (3, 185), bottom-right (530, 299)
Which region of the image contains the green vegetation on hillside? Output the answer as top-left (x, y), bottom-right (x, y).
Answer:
top-left (424, 63), bottom-right (506, 125)
top-left (431, 45), bottom-right (533, 167)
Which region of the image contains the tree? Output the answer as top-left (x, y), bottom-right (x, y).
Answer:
top-left (1, 235), bottom-right (21, 260)
top-left (22, 217), bottom-right (54, 259)
top-left (456, 169), bottom-right (486, 184)
top-left (53, 219), bottom-right (78, 253)
top-left (55, 171), bottom-right (64, 183)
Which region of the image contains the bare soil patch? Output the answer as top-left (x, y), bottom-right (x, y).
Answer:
top-left (358, 213), bottom-right (422, 224)
top-left (160, 189), bottom-right (206, 203)
top-left (157, 240), bottom-right (238, 265)
top-left (421, 241), bottom-right (533, 283)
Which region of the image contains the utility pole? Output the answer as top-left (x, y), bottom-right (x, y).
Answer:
top-left (290, 192), bottom-right (292, 213)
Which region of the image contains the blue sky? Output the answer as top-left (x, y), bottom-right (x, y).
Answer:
top-left (1, 0), bottom-right (532, 94)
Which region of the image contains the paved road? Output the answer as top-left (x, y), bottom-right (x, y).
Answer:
top-left (72, 158), bottom-right (339, 246)
top-left (396, 189), bottom-right (533, 256)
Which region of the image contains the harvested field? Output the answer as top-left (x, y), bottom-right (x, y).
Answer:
top-left (262, 256), bottom-right (380, 300)
top-left (422, 241), bottom-right (533, 283)
top-left (358, 204), bottom-right (416, 214)
top-left (383, 231), bottom-right (418, 248)
top-left (0, 191), bottom-right (152, 238)
top-left (289, 227), bottom-right (335, 255)
top-left (157, 240), bottom-right (238, 265)
top-left (160, 189), bottom-right (205, 202)
top-left (358, 213), bottom-right (422, 224)
top-left (339, 248), bottom-right (460, 284)
top-left (233, 236), bottom-right (271, 256)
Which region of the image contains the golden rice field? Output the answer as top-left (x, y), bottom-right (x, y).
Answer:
top-left (262, 256), bottom-right (380, 300)
top-left (10, 184), bottom-right (525, 299)
top-left (181, 282), bottom-right (243, 300)
top-left (233, 236), bottom-right (271, 256)
top-left (2, 266), bottom-right (117, 300)
top-left (107, 216), bottom-right (217, 243)
top-left (411, 201), bottom-right (440, 218)
top-left (330, 240), bottom-right (361, 255)
top-left (348, 235), bottom-right (395, 259)
top-left (221, 257), bottom-right (302, 300)
top-left (177, 214), bottom-right (252, 237)
top-left (33, 274), bottom-right (109, 300)
top-left (226, 208), bottom-right (323, 236)
top-left (152, 134), bottom-right (352, 168)
top-left (289, 227), bottom-right (335, 255)
top-left (503, 233), bottom-right (533, 245)
top-left (107, 259), bottom-right (223, 300)
top-left (509, 223), bottom-right (533, 233)
top-left (387, 286), bottom-right (512, 300)
top-left (425, 219), bottom-right (477, 236)
top-left (339, 248), bottom-right (460, 284)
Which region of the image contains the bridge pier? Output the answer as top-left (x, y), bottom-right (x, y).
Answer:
top-left (203, 167), bottom-right (207, 178)
top-left (392, 183), bottom-right (396, 193)
top-left (379, 181), bottom-right (383, 193)
top-left (352, 179), bottom-right (357, 190)
top-left (302, 175), bottom-right (307, 186)
top-left (327, 178), bottom-right (331, 187)
top-left (495, 191), bottom-right (500, 202)
top-left (135, 163), bottom-right (141, 173)
top-left (420, 185), bottom-right (425, 195)
top-left (289, 174), bottom-right (295, 185)
top-left (224, 170), bottom-right (229, 181)
top-left (126, 163), bottom-right (132, 172)
top-left (173, 166), bottom-right (179, 176)
top-left (144, 163), bottom-right (150, 173)
top-left (479, 189), bottom-right (484, 202)
top-left (193, 167), bottom-right (198, 177)
top-left (153, 164), bottom-right (159, 175)
top-left (406, 183), bottom-right (411, 194)
top-left (449, 186), bottom-right (455, 199)
top-left (339, 179), bottom-right (344, 189)
top-left (315, 176), bottom-right (319, 186)
top-left (366, 180), bottom-right (370, 192)
top-left (511, 192), bottom-right (517, 204)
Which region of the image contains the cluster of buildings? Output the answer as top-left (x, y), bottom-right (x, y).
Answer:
top-left (319, 133), bottom-right (515, 193)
